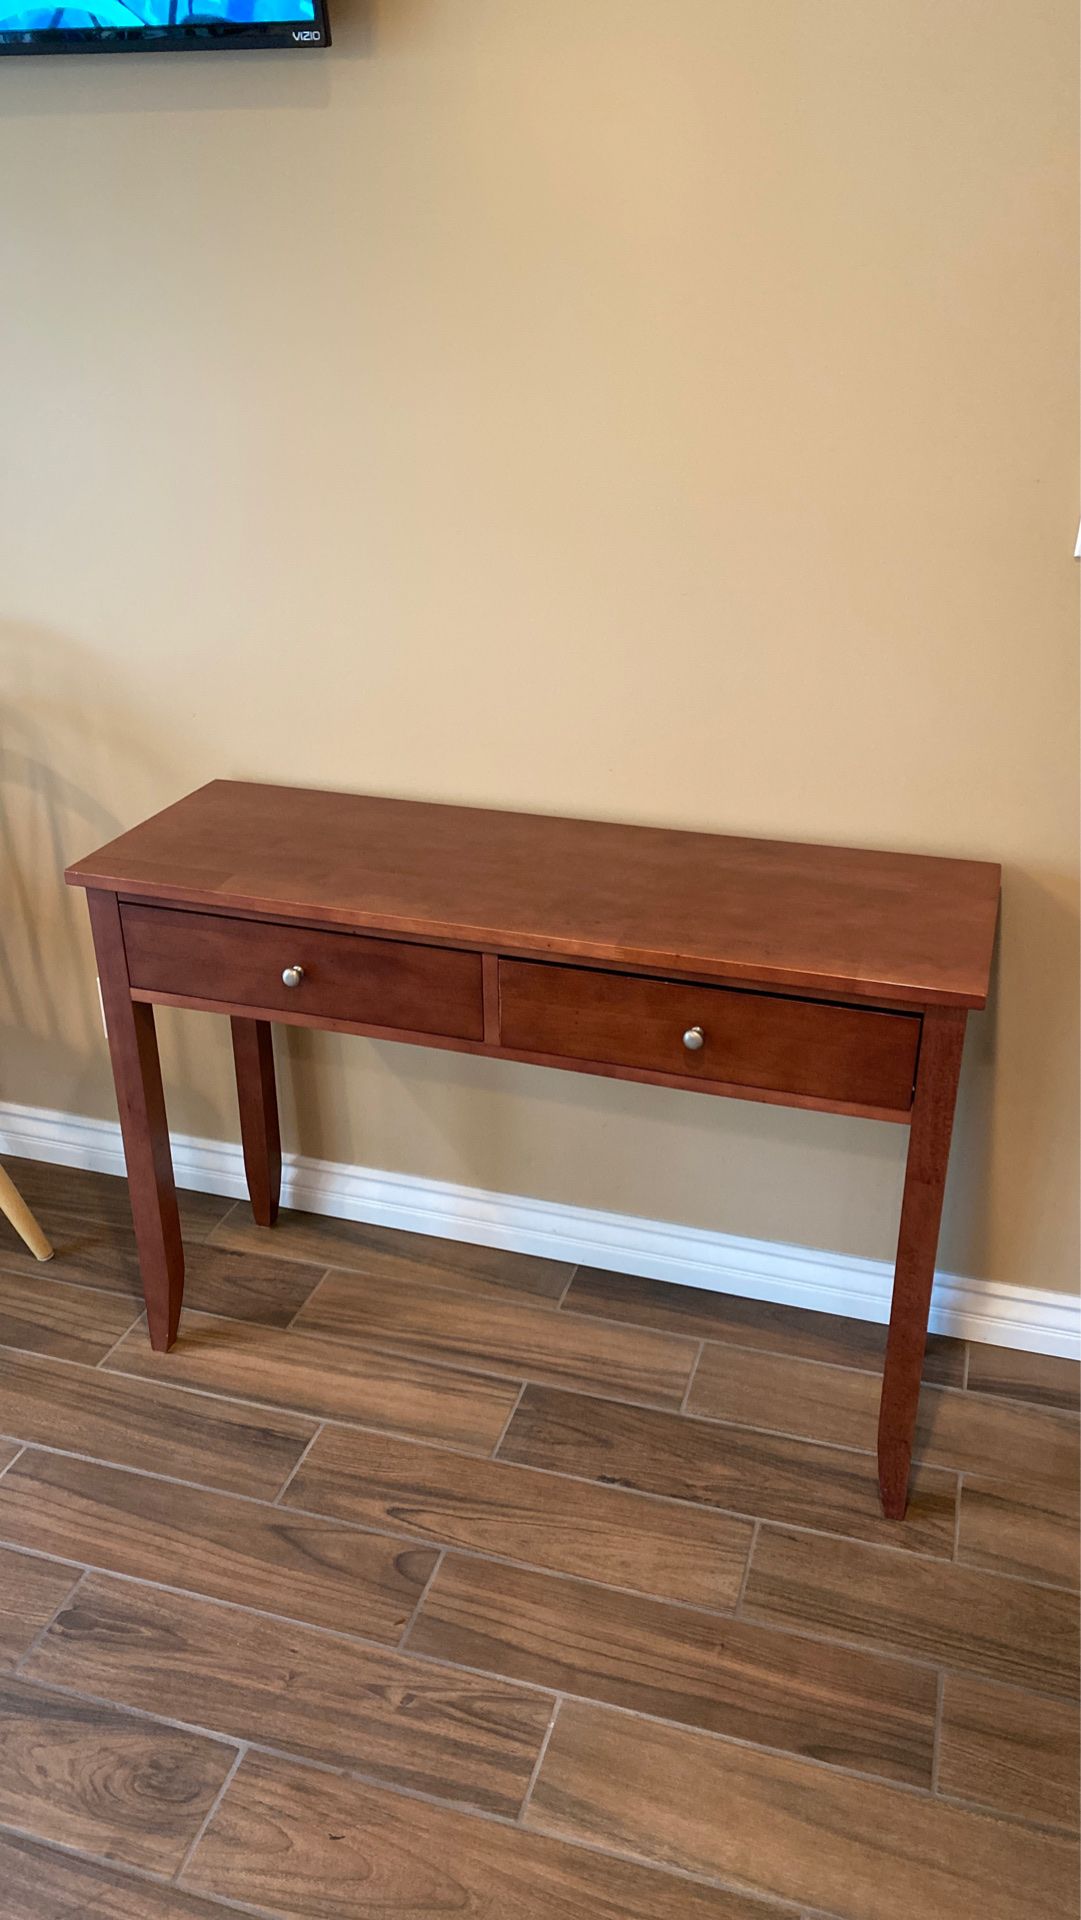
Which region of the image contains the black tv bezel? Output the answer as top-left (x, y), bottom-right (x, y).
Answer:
top-left (0, 0), bottom-right (329, 52)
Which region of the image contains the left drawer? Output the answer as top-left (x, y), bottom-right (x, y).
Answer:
top-left (120, 903), bottom-right (485, 1040)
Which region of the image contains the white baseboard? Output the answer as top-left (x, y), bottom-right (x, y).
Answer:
top-left (1, 1098), bottom-right (1077, 1359)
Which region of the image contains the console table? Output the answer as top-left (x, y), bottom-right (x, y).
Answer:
top-left (66, 782), bottom-right (1000, 1519)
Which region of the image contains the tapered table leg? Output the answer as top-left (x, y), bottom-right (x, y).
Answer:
top-left (231, 1017), bottom-right (281, 1227)
top-left (88, 889), bottom-right (184, 1351)
top-left (878, 1005), bottom-right (967, 1518)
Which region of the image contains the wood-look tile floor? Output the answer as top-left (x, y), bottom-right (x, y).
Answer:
top-left (0, 1159), bottom-right (1077, 1920)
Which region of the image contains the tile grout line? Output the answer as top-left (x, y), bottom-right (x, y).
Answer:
top-left (0, 1436), bottom-right (343, 1511)
top-left (180, 1192), bottom-right (237, 1240)
top-left (0, 1466), bottom-right (1075, 1766)
top-left (929, 1669), bottom-right (946, 1796)
top-left (952, 1472), bottom-right (964, 1563)
top-left (932, 1787), bottom-right (1081, 1840)
top-left (398, 1547), bottom-right (447, 1650)
top-left (200, 1247), bottom-right (582, 1326)
top-left (10, 1659), bottom-right (1023, 1831)
top-left (305, 1259), bottom-right (829, 1367)
top-left (13, 1526), bottom-right (1073, 1710)
top-left (91, 1349), bottom-right (521, 1455)
top-left (265, 1342), bottom-right (698, 1420)
top-left (4, 1191), bottom-right (1077, 1412)
top-left (7, 1668), bottom-right (641, 1836)
top-left (282, 1267), bottom-right (335, 1331)
top-left (395, 1302), bottom-right (1077, 1415)
top-left (255, 1270), bottom-right (702, 1384)
top-left (3, 1339), bottom-right (998, 1582)
top-left (4, 1190), bottom-right (1075, 1720)
top-left (554, 1264), bottom-right (580, 1308)
top-left (0, 1534), bottom-right (992, 1693)
top-left (172, 1741), bottom-right (249, 1886)
top-left (6, 1429), bottom-right (1073, 1602)
top-left (10, 1198), bottom-right (1062, 1417)
top-left (0, 1443), bottom-right (26, 1485)
top-left (0, 1436), bottom-right (968, 1632)
top-left (2, 1267), bottom-right (1075, 1520)
top-left (516, 1693), bottom-right (562, 1825)
top-left (0, 1320), bottom-right (983, 1512)
top-left (10, 1671), bottom-right (492, 1796)
top-left (488, 1380), bottom-right (527, 1459)
top-left (11, 1566), bottom-right (89, 1677)
top-left (548, 1302), bottom-right (954, 1381)
top-left (271, 1421), bottom-right (327, 1506)
top-left (10, 1668), bottom-right (791, 1846)
top-left (42, 1310), bottom-right (1081, 1471)
top-left (0, 1257), bottom-right (139, 1304)
top-left (453, 1297), bottom-right (1076, 1413)
top-left (377, 1268), bottom-right (1075, 1408)
top-left (1, 1328), bottom-right (673, 1432)
top-left (82, 1311), bottom-right (1081, 1422)
top-left (12, 1325), bottom-right (1077, 1458)
top-left (18, 1233), bottom-right (1046, 1412)
top-left (0, 1426), bottom-right (313, 1512)
top-left (35, 1321), bottom-right (1000, 1491)
top-left (0, 1819), bottom-right (278, 1920)
top-left (0, 1335), bottom-right (325, 1401)
top-left (268, 1259), bottom-right (694, 1346)
top-left (0, 1253), bottom-right (316, 1321)
top-left (0, 1803), bottom-right (854, 1920)
top-left (92, 1313), bottom-right (147, 1371)
top-left (255, 1461), bottom-right (970, 1583)
top-left (732, 1518), bottom-right (761, 1618)
top-left (10, 1345), bottom-right (1080, 1602)
top-left (12, 1671), bottom-right (254, 1754)
top-left (678, 1340), bottom-right (705, 1414)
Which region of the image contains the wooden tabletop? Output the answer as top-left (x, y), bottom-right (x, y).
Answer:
top-left (66, 781), bottom-right (1000, 1008)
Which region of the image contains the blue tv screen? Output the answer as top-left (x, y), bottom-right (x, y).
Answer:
top-left (0, 0), bottom-right (329, 52)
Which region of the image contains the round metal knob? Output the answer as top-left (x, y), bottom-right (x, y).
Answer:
top-left (281, 965), bottom-right (305, 989)
top-left (682, 1025), bottom-right (705, 1051)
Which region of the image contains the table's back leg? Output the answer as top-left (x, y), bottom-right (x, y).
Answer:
top-left (87, 889), bottom-right (185, 1351)
top-left (878, 1004), bottom-right (967, 1518)
top-left (230, 1017), bottom-right (281, 1228)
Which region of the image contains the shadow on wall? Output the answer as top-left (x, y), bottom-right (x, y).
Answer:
top-left (0, 622), bottom-right (207, 1123)
top-left (938, 914), bottom-right (999, 1279)
top-left (943, 864), bottom-right (1077, 1287)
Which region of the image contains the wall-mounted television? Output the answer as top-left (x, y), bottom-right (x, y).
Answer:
top-left (0, 0), bottom-right (329, 54)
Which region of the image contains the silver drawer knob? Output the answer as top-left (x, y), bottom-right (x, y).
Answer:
top-left (281, 965), bottom-right (305, 989)
top-left (682, 1025), bottom-right (705, 1051)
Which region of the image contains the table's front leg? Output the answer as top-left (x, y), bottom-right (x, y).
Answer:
top-left (87, 889), bottom-right (185, 1351)
top-left (878, 1004), bottom-right (967, 1518)
top-left (230, 1017), bottom-right (281, 1227)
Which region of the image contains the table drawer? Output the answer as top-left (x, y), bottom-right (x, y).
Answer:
top-left (498, 960), bottom-right (920, 1110)
top-left (121, 903), bottom-right (484, 1041)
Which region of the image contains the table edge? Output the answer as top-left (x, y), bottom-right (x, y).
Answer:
top-left (65, 871), bottom-right (996, 1010)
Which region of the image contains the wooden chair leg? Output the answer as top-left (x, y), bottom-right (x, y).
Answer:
top-left (88, 889), bottom-right (185, 1352)
top-left (0, 1163), bottom-right (53, 1261)
top-left (877, 1006), bottom-right (967, 1519)
top-left (231, 1017), bottom-right (282, 1227)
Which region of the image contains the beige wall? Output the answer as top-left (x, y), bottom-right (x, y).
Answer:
top-left (1, 0), bottom-right (1077, 1294)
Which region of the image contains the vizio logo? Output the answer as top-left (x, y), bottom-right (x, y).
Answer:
top-left (292, 27), bottom-right (321, 38)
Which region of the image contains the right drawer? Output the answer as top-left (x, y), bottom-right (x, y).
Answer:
top-left (498, 960), bottom-right (920, 1111)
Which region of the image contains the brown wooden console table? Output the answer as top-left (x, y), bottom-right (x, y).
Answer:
top-left (66, 781), bottom-right (999, 1519)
